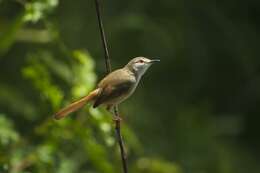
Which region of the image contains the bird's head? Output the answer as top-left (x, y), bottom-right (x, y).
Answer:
top-left (126, 57), bottom-right (160, 77)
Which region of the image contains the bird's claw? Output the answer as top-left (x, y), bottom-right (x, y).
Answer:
top-left (112, 116), bottom-right (122, 123)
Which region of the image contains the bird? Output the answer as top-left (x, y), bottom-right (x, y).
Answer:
top-left (53, 57), bottom-right (160, 120)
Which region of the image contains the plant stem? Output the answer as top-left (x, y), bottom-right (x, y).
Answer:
top-left (93, 0), bottom-right (128, 172)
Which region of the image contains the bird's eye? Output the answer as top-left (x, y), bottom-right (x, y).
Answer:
top-left (138, 59), bottom-right (144, 63)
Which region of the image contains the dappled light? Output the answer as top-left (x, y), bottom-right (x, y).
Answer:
top-left (0, 0), bottom-right (259, 173)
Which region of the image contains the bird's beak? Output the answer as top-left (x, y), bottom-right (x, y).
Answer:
top-left (149, 59), bottom-right (160, 64)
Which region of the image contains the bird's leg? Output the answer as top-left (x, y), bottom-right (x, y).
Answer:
top-left (106, 105), bottom-right (123, 123)
top-left (112, 115), bottom-right (122, 122)
top-left (106, 105), bottom-right (113, 112)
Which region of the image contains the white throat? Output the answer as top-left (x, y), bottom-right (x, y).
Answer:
top-left (132, 65), bottom-right (151, 81)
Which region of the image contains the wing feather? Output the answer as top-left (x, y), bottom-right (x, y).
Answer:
top-left (93, 81), bottom-right (134, 108)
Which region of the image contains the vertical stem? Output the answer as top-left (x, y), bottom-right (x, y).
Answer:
top-left (94, 0), bottom-right (111, 73)
top-left (93, 0), bottom-right (128, 173)
top-left (114, 106), bottom-right (128, 173)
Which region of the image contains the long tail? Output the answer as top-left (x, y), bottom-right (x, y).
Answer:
top-left (53, 89), bottom-right (100, 120)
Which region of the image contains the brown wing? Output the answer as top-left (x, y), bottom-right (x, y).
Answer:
top-left (93, 79), bottom-right (135, 108)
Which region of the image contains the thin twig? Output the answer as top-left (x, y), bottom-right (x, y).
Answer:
top-left (93, 0), bottom-right (128, 173)
top-left (94, 0), bottom-right (111, 73)
top-left (114, 106), bottom-right (128, 172)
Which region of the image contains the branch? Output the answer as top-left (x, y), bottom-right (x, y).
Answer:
top-left (93, 0), bottom-right (128, 173)
top-left (94, 0), bottom-right (111, 73)
top-left (114, 106), bottom-right (128, 172)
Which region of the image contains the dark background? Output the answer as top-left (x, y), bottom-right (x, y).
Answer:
top-left (0, 0), bottom-right (259, 172)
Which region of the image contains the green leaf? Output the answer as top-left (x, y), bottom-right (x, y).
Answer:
top-left (0, 114), bottom-right (19, 146)
top-left (71, 50), bottom-right (97, 98)
top-left (22, 52), bottom-right (64, 109)
top-left (0, 12), bottom-right (25, 55)
top-left (23, 0), bottom-right (59, 23)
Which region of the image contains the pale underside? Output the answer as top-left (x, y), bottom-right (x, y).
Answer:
top-left (93, 68), bottom-right (137, 109)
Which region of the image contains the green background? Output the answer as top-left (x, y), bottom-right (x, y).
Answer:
top-left (0, 0), bottom-right (259, 172)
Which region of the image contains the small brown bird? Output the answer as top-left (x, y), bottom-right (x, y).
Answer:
top-left (53, 57), bottom-right (160, 120)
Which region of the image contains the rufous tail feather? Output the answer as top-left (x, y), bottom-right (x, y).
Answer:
top-left (53, 89), bottom-right (100, 120)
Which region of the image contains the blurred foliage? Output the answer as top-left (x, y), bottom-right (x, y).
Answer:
top-left (23, 0), bottom-right (58, 22)
top-left (0, 0), bottom-right (260, 173)
top-left (0, 0), bottom-right (180, 172)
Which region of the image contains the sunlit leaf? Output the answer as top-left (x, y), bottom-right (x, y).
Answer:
top-left (71, 50), bottom-right (97, 98)
top-left (23, 0), bottom-right (59, 23)
top-left (0, 114), bottom-right (19, 146)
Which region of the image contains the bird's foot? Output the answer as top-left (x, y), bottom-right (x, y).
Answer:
top-left (112, 115), bottom-right (123, 123)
